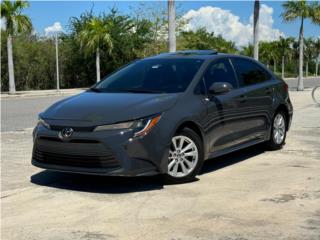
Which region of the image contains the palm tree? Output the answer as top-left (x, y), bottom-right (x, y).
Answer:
top-left (278, 37), bottom-right (294, 79)
top-left (281, 0), bottom-right (320, 91)
top-left (304, 37), bottom-right (314, 77)
top-left (78, 16), bottom-right (113, 82)
top-left (253, 0), bottom-right (260, 60)
top-left (291, 40), bottom-right (300, 77)
top-left (241, 44), bottom-right (253, 57)
top-left (314, 38), bottom-right (320, 76)
top-left (260, 42), bottom-right (273, 69)
top-left (168, 0), bottom-right (176, 52)
top-left (1, 0), bottom-right (32, 94)
top-left (270, 41), bottom-right (280, 74)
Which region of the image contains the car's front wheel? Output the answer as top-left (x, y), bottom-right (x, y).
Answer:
top-left (162, 128), bottom-right (204, 184)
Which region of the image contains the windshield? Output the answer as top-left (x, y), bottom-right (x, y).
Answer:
top-left (93, 58), bottom-right (204, 93)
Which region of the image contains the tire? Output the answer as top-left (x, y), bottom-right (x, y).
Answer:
top-left (265, 111), bottom-right (287, 150)
top-left (162, 128), bottom-right (204, 184)
top-left (312, 86), bottom-right (320, 105)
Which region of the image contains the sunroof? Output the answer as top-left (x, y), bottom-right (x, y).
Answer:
top-left (174, 50), bottom-right (218, 55)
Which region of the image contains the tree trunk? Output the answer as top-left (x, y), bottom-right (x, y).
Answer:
top-left (168, 0), bottom-right (176, 52)
top-left (96, 47), bottom-right (100, 82)
top-left (273, 58), bottom-right (276, 73)
top-left (154, 22), bottom-right (159, 54)
top-left (316, 56), bottom-right (319, 76)
top-left (306, 61), bottom-right (308, 78)
top-left (7, 34), bottom-right (16, 94)
top-left (55, 33), bottom-right (60, 91)
top-left (297, 17), bottom-right (304, 91)
top-left (253, 0), bottom-right (260, 60)
top-left (282, 55), bottom-right (285, 79)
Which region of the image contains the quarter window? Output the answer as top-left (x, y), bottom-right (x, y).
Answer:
top-left (231, 58), bottom-right (272, 86)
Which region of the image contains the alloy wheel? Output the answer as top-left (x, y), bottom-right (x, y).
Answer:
top-left (273, 113), bottom-right (286, 145)
top-left (168, 135), bottom-right (199, 178)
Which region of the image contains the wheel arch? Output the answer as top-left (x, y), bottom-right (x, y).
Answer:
top-left (175, 121), bottom-right (204, 142)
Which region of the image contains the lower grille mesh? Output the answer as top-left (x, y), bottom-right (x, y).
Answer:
top-left (33, 138), bottom-right (120, 169)
top-left (34, 150), bottom-right (119, 168)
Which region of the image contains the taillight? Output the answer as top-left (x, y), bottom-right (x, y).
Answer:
top-left (283, 82), bottom-right (288, 92)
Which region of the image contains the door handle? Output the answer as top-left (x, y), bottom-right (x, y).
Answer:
top-left (265, 87), bottom-right (272, 94)
top-left (202, 97), bottom-right (210, 103)
top-left (237, 95), bottom-right (248, 103)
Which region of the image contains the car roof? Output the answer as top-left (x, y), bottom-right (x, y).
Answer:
top-left (145, 50), bottom-right (251, 61)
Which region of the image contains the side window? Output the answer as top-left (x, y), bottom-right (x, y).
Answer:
top-left (203, 58), bottom-right (238, 89)
top-left (231, 58), bottom-right (272, 86)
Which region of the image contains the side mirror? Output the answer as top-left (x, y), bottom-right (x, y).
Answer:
top-left (209, 82), bottom-right (233, 95)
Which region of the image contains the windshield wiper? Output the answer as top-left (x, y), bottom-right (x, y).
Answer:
top-left (89, 88), bottom-right (164, 93)
top-left (116, 88), bottom-right (165, 93)
top-left (89, 87), bottom-right (102, 92)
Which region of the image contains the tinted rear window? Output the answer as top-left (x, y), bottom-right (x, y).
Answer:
top-left (95, 58), bottom-right (204, 93)
top-left (231, 58), bottom-right (272, 86)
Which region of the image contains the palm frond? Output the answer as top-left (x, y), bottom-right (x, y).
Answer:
top-left (309, 1), bottom-right (320, 24)
top-left (77, 16), bottom-right (114, 56)
top-left (281, 1), bottom-right (302, 22)
top-left (0, 0), bottom-right (32, 34)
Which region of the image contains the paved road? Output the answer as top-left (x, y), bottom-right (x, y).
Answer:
top-left (2, 90), bottom-right (320, 240)
top-left (1, 77), bottom-right (319, 132)
top-left (285, 77), bottom-right (320, 89)
top-left (1, 96), bottom-right (66, 132)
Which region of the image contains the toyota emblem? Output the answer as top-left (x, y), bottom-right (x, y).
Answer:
top-left (60, 127), bottom-right (74, 139)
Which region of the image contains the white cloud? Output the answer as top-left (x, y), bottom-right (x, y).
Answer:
top-left (250, 4), bottom-right (284, 43)
top-left (1, 17), bottom-right (6, 31)
top-left (44, 22), bottom-right (62, 36)
top-left (183, 4), bottom-right (284, 47)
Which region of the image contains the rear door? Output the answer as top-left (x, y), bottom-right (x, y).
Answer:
top-left (230, 57), bottom-right (275, 141)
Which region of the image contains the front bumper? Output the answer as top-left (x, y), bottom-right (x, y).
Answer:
top-left (32, 123), bottom-right (169, 176)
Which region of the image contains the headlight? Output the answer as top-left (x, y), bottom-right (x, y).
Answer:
top-left (94, 121), bottom-right (134, 131)
top-left (38, 116), bottom-right (50, 129)
top-left (94, 115), bottom-right (161, 137)
top-left (132, 115), bottom-right (161, 137)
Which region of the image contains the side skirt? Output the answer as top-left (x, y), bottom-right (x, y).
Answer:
top-left (206, 137), bottom-right (267, 160)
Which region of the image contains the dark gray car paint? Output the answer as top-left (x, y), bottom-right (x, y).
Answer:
top-left (43, 92), bottom-right (180, 126)
top-left (32, 53), bottom-right (293, 176)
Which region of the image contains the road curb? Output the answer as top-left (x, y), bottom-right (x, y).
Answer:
top-left (1, 89), bottom-right (86, 99)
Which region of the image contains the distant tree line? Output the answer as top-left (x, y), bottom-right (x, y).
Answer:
top-left (1, 2), bottom-right (320, 92)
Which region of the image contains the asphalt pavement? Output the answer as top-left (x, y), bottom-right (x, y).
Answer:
top-left (285, 77), bottom-right (320, 90)
top-left (1, 96), bottom-right (67, 132)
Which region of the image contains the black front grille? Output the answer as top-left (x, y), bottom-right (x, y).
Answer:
top-left (39, 136), bottom-right (99, 144)
top-left (34, 150), bottom-right (119, 168)
top-left (33, 138), bottom-right (120, 169)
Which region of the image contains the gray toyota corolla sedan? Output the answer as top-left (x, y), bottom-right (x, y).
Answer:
top-left (32, 50), bottom-right (293, 183)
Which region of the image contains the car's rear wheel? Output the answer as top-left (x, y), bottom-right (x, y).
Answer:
top-left (162, 128), bottom-right (204, 184)
top-left (266, 111), bottom-right (287, 150)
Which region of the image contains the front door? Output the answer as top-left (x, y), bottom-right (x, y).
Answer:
top-left (202, 58), bottom-right (249, 153)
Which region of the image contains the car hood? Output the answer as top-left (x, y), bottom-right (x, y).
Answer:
top-left (42, 91), bottom-right (180, 126)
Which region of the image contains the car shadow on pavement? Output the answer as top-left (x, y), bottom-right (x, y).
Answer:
top-left (31, 171), bottom-right (164, 194)
top-left (200, 144), bottom-right (266, 175)
top-left (30, 144), bottom-right (266, 193)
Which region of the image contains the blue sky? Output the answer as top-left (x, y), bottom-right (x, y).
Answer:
top-left (25, 1), bottom-right (319, 45)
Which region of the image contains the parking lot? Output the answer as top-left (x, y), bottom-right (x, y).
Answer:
top-left (1, 89), bottom-right (320, 240)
